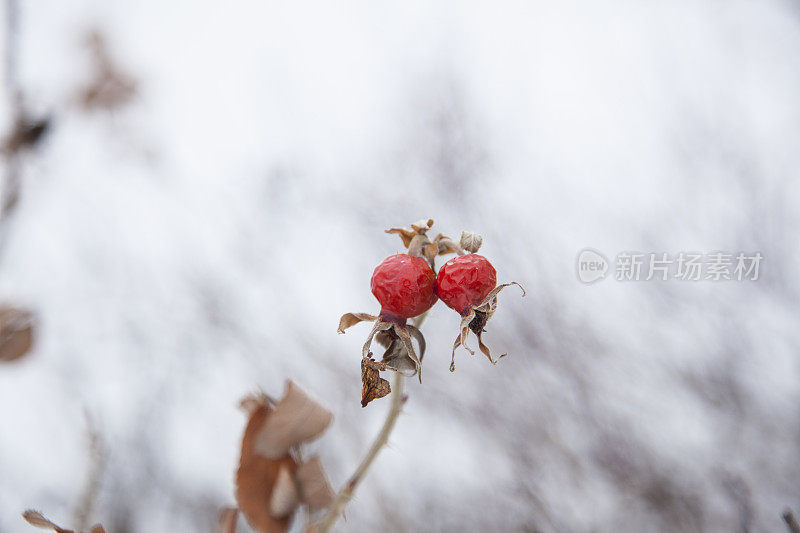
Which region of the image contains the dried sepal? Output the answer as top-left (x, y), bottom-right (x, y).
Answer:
top-left (0, 306), bottom-right (35, 362)
top-left (22, 510), bottom-right (73, 532)
top-left (459, 231), bottom-right (483, 253)
top-left (254, 382), bottom-right (333, 459)
top-left (88, 527), bottom-right (105, 533)
top-left (370, 321), bottom-right (426, 379)
top-left (295, 456), bottom-right (335, 512)
top-left (395, 325), bottom-right (423, 383)
top-left (337, 312), bottom-right (377, 334)
top-left (432, 233), bottom-right (464, 256)
top-left (270, 465), bottom-right (300, 518)
top-left (450, 282), bottom-right (526, 372)
top-left (361, 357), bottom-right (391, 407)
top-left (216, 508), bottom-right (239, 533)
top-left (385, 219), bottom-right (461, 267)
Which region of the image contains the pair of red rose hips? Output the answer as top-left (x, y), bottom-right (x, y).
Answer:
top-left (339, 222), bottom-right (524, 407)
top-left (371, 253), bottom-right (497, 321)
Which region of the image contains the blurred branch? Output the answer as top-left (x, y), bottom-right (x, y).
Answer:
top-left (0, 0), bottom-right (21, 256)
top-left (73, 414), bottom-right (106, 532)
top-left (784, 509), bottom-right (800, 533)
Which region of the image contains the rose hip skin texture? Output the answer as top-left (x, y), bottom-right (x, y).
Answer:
top-left (436, 254), bottom-right (497, 315)
top-left (371, 254), bottom-right (437, 321)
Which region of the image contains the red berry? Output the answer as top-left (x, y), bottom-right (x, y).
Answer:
top-left (371, 254), bottom-right (437, 321)
top-left (436, 254), bottom-right (497, 315)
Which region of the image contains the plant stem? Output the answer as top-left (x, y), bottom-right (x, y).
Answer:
top-left (311, 312), bottom-right (427, 532)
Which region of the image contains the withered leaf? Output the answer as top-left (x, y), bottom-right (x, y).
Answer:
top-left (361, 357), bottom-right (391, 407)
top-left (88, 527), bottom-right (106, 533)
top-left (254, 381), bottom-right (333, 459)
top-left (215, 508), bottom-right (238, 533)
top-left (0, 306), bottom-right (35, 362)
top-left (236, 402), bottom-right (297, 533)
top-left (269, 465), bottom-right (300, 518)
top-left (337, 312), bottom-right (377, 334)
top-left (22, 510), bottom-right (73, 532)
top-left (296, 456), bottom-right (334, 512)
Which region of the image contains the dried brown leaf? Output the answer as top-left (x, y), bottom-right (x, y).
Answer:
top-left (337, 312), bottom-right (377, 334)
top-left (215, 508), bottom-right (238, 533)
top-left (0, 306), bottom-right (35, 362)
top-left (254, 382), bottom-right (333, 459)
top-left (236, 403), bottom-right (297, 533)
top-left (361, 357), bottom-right (391, 407)
top-left (296, 456), bottom-right (334, 512)
top-left (88, 527), bottom-right (106, 533)
top-left (270, 465), bottom-right (300, 518)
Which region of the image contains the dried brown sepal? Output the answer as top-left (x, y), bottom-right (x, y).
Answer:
top-left (337, 312), bottom-right (377, 334)
top-left (361, 357), bottom-right (391, 407)
top-left (254, 382), bottom-right (333, 459)
top-left (295, 456), bottom-right (335, 512)
top-left (236, 402), bottom-right (298, 533)
top-left (433, 233), bottom-right (464, 256)
top-left (270, 465), bottom-right (300, 518)
top-left (368, 321), bottom-right (427, 379)
top-left (22, 510), bottom-right (73, 532)
top-left (385, 219), bottom-right (453, 267)
top-left (0, 306), bottom-right (35, 362)
top-left (450, 282), bottom-right (526, 372)
top-left (215, 508), bottom-right (239, 533)
top-left (459, 231), bottom-right (483, 253)
top-left (88, 527), bottom-right (105, 533)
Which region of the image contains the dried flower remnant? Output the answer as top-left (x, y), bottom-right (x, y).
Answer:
top-left (22, 510), bottom-right (105, 533)
top-left (235, 382), bottom-right (335, 533)
top-left (436, 231), bottom-right (525, 372)
top-left (0, 305), bottom-right (35, 362)
top-left (385, 218), bottom-right (464, 269)
top-left (360, 357), bottom-right (391, 407)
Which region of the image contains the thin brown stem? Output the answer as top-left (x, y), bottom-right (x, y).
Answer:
top-left (311, 312), bottom-right (427, 532)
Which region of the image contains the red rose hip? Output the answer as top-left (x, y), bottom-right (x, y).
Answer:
top-left (436, 254), bottom-right (497, 315)
top-left (371, 254), bottom-right (437, 321)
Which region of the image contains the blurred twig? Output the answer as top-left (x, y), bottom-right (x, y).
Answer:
top-left (73, 414), bottom-right (106, 532)
top-left (0, 0), bottom-right (21, 259)
top-left (784, 509), bottom-right (800, 533)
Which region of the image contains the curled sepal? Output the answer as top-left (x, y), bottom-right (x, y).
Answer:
top-left (450, 281), bottom-right (525, 372)
top-left (337, 312), bottom-right (378, 334)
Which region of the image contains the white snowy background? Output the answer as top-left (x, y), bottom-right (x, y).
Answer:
top-left (1, 0), bottom-right (799, 531)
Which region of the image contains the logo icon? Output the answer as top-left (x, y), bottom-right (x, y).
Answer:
top-left (576, 249), bottom-right (608, 284)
